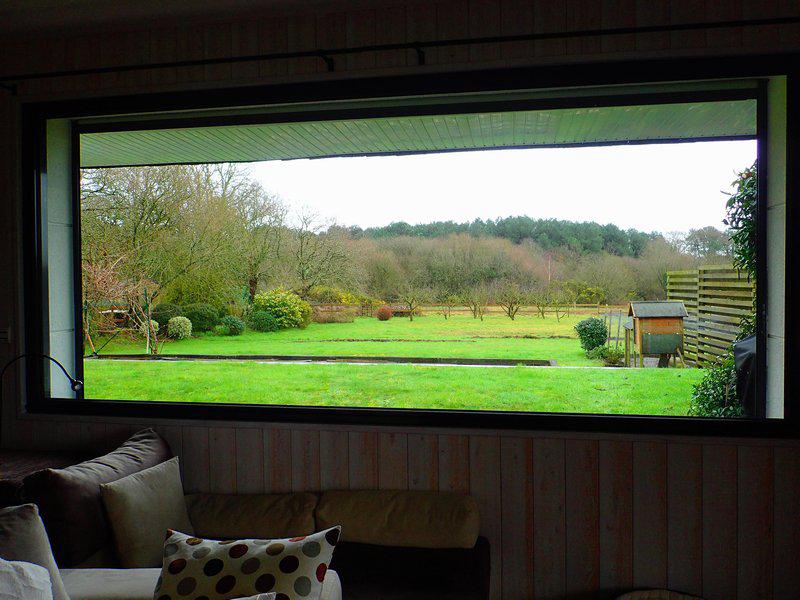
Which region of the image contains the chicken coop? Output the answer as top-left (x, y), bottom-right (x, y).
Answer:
top-left (625, 301), bottom-right (689, 367)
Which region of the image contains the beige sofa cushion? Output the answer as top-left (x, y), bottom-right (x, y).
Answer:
top-left (60, 567), bottom-right (342, 600)
top-left (100, 457), bottom-right (193, 568)
top-left (185, 493), bottom-right (317, 540)
top-left (316, 489), bottom-right (480, 549)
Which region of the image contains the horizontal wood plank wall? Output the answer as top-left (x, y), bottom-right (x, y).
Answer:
top-left (2, 2), bottom-right (800, 599)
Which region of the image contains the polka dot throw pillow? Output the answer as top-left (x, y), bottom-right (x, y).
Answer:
top-left (154, 526), bottom-right (340, 600)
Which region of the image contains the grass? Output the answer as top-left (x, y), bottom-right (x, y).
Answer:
top-left (90, 313), bottom-right (600, 366)
top-left (84, 310), bottom-right (703, 415)
top-left (83, 360), bottom-right (702, 415)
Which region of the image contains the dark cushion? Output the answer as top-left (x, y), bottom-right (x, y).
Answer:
top-left (0, 449), bottom-right (88, 508)
top-left (329, 536), bottom-right (490, 600)
top-left (23, 428), bottom-right (172, 567)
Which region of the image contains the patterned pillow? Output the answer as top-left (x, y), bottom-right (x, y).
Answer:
top-left (155, 527), bottom-right (340, 600)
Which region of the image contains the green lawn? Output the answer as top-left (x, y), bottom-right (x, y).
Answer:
top-left (84, 311), bottom-right (703, 415)
top-left (83, 360), bottom-right (702, 415)
top-left (90, 313), bottom-right (599, 366)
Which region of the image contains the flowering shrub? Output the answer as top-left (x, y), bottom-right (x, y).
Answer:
top-left (220, 315), bottom-right (245, 336)
top-left (252, 289), bottom-right (311, 329)
top-left (249, 310), bottom-right (280, 332)
top-left (167, 316), bottom-right (192, 340)
top-left (376, 305), bottom-right (393, 321)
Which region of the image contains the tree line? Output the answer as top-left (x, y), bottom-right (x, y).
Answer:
top-left (80, 163), bottom-right (731, 333)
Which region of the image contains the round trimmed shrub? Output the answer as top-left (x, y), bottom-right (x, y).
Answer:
top-left (138, 319), bottom-right (159, 337)
top-left (151, 303), bottom-right (183, 328)
top-left (376, 305), bottom-right (393, 321)
top-left (183, 302), bottom-right (220, 332)
top-left (252, 289), bottom-right (311, 329)
top-left (574, 317), bottom-right (608, 352)
top-left (212, 324), bottom-right (228, 336)
top-left (167, 316), bottom-right (192, 340)
top-left (221, 315), bottom-right (245, 336)
top-left (249, 310), bottom-right (280, 333)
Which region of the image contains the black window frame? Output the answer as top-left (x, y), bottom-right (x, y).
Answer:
top-left (19, 52), bottom-right (798, 437)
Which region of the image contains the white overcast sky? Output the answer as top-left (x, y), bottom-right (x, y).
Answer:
top-left (248, 140), bottom-right (756, 234)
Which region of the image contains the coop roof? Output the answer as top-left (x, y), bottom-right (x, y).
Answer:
top-left (628, 301), bottom-right (689, 319)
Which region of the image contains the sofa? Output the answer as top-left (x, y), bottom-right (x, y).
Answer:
top-left (7, 430), bottom-right (489, 600)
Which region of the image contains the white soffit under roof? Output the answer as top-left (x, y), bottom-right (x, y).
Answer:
top-left (79, 99), bottom-right (757, 168)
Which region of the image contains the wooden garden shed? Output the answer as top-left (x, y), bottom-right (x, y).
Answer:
top-left (626, 300), bottom-right (689, 367)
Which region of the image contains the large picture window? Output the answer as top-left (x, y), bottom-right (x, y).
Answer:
top-left (24, 66), bottom-right (792, 431)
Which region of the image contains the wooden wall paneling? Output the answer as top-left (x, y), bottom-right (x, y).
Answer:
top-left (407, 433), bottom-right (438, 490)
top-left (405, 2), bottom-right (437, 66)
top-left (468, 0), bottom-right (502, 62)
top-left (634, 0), bottom-right (670, 52)
top-left (72, 35), bottom-right (102, 93)
top-left (230, 20), bottom-right (260, 83)
top-left (500, 437), bottom-right (534, 599)
top-left (701, 444), bottom-right (738, 600)
top-left (438, 434), bottom-right (470, 493)
top-left (374, 5), bottom-right (408, 69)
top-left (209, 427), bottom-right (237, 493)
top-left (346, 9), bottom-right (377, 71)
top-left (234, 427), bottom-right (265, 494)
top-left (264, 428), bottom-right (292, 493)
top-left (316, 11), bottom-right (347, 76)
top-left (290, 429), bottom-right (320, 492)
top-left (378, 432), bottom-right (408, 490)
top-left (565, 0), bottom-right (601, 56)
top-left (500, 0), bottom-right (535, 59)
top-left (670, 0), bottom-right (708, 50)
top-left (203, 22), bottom-right (233, 82)
top-left (741, 0), bottom-right (780, 50)
top-left (176, 24), bottom-right (207, 85)
top-left (319, 430), bottom-right (349, 490)
top-left (181, 426), bottom-right (210, 493)
top-left (436, 0), bottom-right (470, 65)
top-left (121, 29), bottom-right (152, 91)
top-left (666, 443), bottom-right (703, 596)
top-left (704, 1), bottom-right (743, 49)
top-left (565, 439), bottom-right (600, 597)
top-left (773, 446), bottom-right (800, 599)
top-left (777, 0), bottom-right (800, 47)
top-left (286, 15), bottom-right (319, 75)
top-left (154, 424), bottom-right (183, 474)
top-left (469, 435), bottom-right (502, 600)
top-left (348, 431), bottom-right (378, 489)
top-left (632, 441), bottom-right (667, 590)
top-left (534, 0), bottom-right (567, 57)
top-left (598, 440), bottom-right (633, 596)
top-left (737, 445), bottom-right (774, 599)
top-left (601, 0), bottom-right (636, 55)
top-left (257, 17), bottom-right (290, 80)
top-left (532, 437), bottom-right (567, 599)
top-left (150, 28), bottom-right (179, 87)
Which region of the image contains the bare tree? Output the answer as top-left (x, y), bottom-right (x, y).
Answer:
top-left (463, 285), bottom-right (489, 321)
top-left (435, 289), bottom-right (458, 319)
top-left (290, 211), bottom-right (351, 298)
top-left (495, 281), bottom-right (526, 320)
top-left (398, 285), bottom-right (428, 322)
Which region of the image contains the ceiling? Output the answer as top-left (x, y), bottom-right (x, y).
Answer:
top-left (0, 0), bottom-right (383, 37)
top-left (79, 99), bottom-right (757, 168)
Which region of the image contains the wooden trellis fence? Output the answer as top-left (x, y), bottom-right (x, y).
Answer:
top-left (666, 265), bottom-right (754, 366)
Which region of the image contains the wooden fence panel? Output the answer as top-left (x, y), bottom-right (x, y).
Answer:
top-left (666, 269), bottom-right (699, 363)
top-left (666, 265), bottom-right (754, 366)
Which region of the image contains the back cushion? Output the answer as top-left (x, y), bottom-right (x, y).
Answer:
top-left (23, 428), bottom-right (172, 567)
top-left (185, 493), bottom-right (317, 540)
top-left (316, 490), bottom-right (480, 549)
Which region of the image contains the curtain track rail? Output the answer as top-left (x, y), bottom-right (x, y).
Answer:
top-left (1, 15), bottom-right (799, 93)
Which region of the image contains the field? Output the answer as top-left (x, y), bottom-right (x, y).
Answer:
top-left (84, 311), bottom-right (703, 415)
